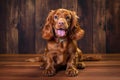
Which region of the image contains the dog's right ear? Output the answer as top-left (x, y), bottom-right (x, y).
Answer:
top-left (69, 11), bottom-right (84, 40)
top-left (42, 10), bottom-right (55, 40)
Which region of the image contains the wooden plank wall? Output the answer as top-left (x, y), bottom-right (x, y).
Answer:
top-left (77, 0), bottom-right (93, 53)
top-left (0, 0), bottom-right (7, 53)
top-left (6, 0), bottom-right (19, 53)
top-left (92, 0), bottom-right (106, 53)
top-left (18, 0), bottom-right (35, 53)
top-left (0, 0), bottom-right (120, 54)
top-left (106, 0), bottom-right (120, 53)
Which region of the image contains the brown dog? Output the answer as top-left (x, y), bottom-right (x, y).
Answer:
top-left (41, 8), bottom-right (85, 77)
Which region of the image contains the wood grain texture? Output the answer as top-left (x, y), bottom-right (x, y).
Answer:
top-left (92, 0), bottom-right (106, 53)
top-left (0, 0), bottom-right (7, 53)
top-left (77, 0), bottom-right (93, 53)
top-left (106, 0), bottom-right (120, 53)
top-left (6, 0), bottom-right (19, 53)
top-left (48, 0), bottom-right (61, 10)
top-left (18, 0), bottom-right (35, 53)
top-left (35, 0), bottom-right (49, 53)
top-left (0, 54), bottom-right (120, 80)
top-left (62, 0), bottom-right (77, 11)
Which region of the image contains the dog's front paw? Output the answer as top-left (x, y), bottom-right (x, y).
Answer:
top-left (65, 68), bottom-right (79, 77)
top-left (40, 63), bottom-right (46, 70)
top-left (77, 62), bottom-right (85, 69)
top-left (43, 67), bottom-right (56, 76)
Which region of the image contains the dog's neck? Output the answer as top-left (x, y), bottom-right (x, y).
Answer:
top-left (55, 37), bottom-right (67, 43)
top-left (54, 37), bottom-right (67, 48)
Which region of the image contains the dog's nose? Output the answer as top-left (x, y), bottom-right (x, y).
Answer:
top-left (58, 21), bottom-right (64, 26)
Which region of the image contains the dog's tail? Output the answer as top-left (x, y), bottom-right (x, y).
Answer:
top-left (77, 48), bottom-right (102, 61)
top-left (82, 54), bottom-right (102, 61)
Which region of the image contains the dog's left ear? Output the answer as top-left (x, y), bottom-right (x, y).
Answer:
top-left (70, 11), bottom-right (79, 29)
top-left (69, 11), bottom-right (85, 40)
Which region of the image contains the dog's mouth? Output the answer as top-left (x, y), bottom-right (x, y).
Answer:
top-left (55, 28), bottom-right (67, 37)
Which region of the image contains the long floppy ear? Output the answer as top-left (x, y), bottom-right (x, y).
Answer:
top-left (42, 10), bottom-right (55, 40)
top-left (70, 11), bottom-right (79, 28)
top-left (69, 11), bottom-right (85, 40)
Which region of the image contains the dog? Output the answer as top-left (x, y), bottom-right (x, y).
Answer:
top-left (41, 8), bottom-right (85, 77)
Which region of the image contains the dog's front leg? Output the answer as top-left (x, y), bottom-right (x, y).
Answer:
top-left (43, 52), bottom-right (56, 76)
top-left (65, 54), bottom-right (79, 77)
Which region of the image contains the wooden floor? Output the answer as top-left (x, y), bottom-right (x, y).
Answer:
top-left (0, 54), bottom-right (120, 80)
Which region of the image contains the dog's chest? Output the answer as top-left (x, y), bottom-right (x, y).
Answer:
top-left (47, 40), bottom-right (68, 64)
top-left (47, 40), bottom-right (68, 52)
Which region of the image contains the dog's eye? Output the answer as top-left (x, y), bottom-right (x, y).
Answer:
top-left (66, 16), bottom-right (70, 20)
top-left (54, 15), bottom-right (58, 20)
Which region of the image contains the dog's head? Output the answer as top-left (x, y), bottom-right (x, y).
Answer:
top-left (42, 8), bottom-right (84, 40)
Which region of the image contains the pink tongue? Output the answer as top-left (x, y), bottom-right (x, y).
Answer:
top-left (57, 30), bottom-right (66, 37)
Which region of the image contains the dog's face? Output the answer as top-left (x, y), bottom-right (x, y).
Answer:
top-left (42, 8), bottom-right (80, 39)
top-left (53, 9), bottom-right (72, 37)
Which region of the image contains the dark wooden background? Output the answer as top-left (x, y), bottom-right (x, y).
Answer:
top-left (0, 0), bottom-right (120, 54)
